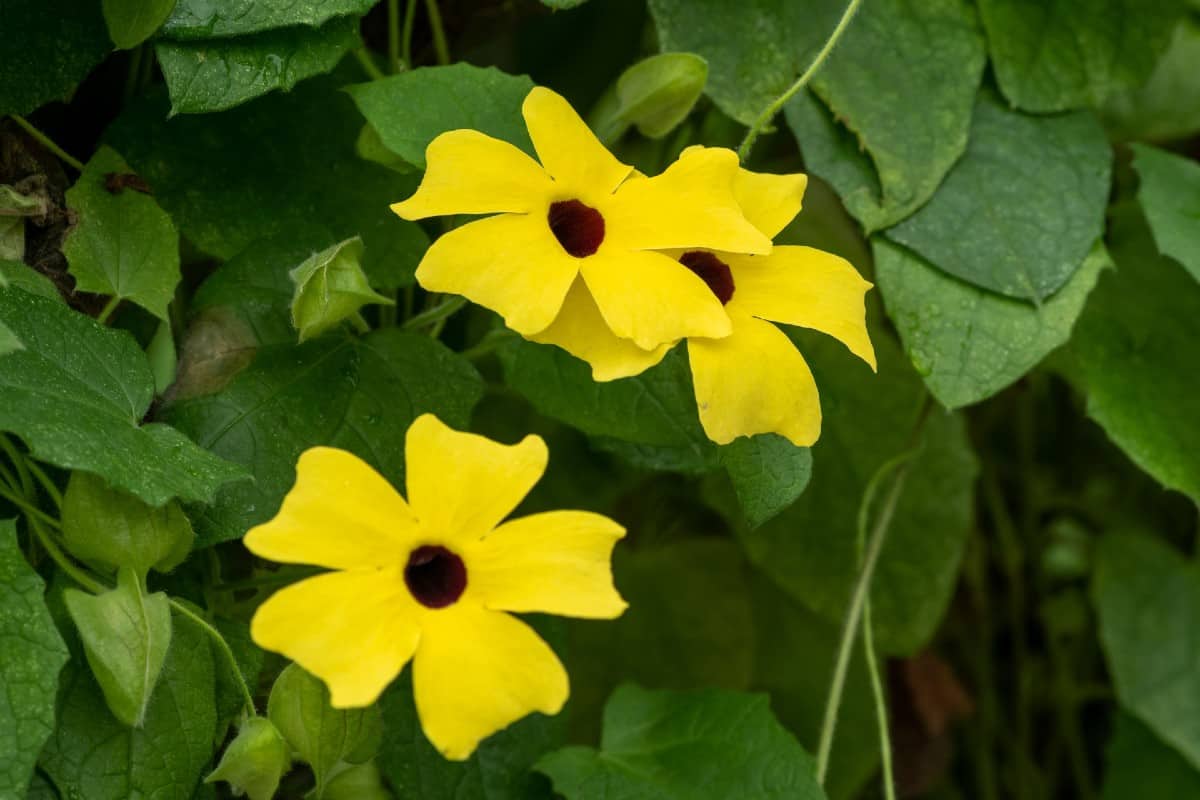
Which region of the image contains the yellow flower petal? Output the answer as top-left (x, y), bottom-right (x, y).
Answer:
top-left (689, 313), bottom-right (821, 446)
top-left (603, 147), bottom-right (771, 254)
top-left (531, 277), bottom-right (672, 381)
top-left (580, 249), bottom-right (731, 350)
top-left (251, 568), bottom-right (422, 708)
top-left (522, 86), bottom-right (632, 194)
top-left (467, 510), bottom-right (627, 618)
top-left (734, 166), bottom-right (807, 239)
top-left (390, 130), bottom-right (554, 219)
top-left (413, 603), bottom-right (567, 760)
top-left (405, 414), bottom-right (548, 543)
top-left (414, 212), bottom-right (580, 335)
top-left (243, 447), bottom-right (419, 570)
top-left (726, 246), bottom-right (877, 370)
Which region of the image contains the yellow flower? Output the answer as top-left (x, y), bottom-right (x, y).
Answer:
top-left (244, 414), bottom-right (626, 760)
top-left (391, 87), bottom-right (771, 350)
top-left (533, 152), bottom-right (877, 446)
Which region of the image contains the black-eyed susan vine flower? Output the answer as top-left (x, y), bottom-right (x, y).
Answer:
top-left (244, 414), bottom-right (626, 760)
top-left (535, 149), bottom-right (876, 447)
top-left (391, 86), bottom-right (772, 350)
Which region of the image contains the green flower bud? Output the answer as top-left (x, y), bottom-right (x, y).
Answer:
top-left (588, 53), bottom-right (708, 144)
top-left (289, 237), bottom-right (392, 343)
top-left (206, 716), bottom-right (291, 800)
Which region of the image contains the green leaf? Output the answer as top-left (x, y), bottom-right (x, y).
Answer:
top-left (40, 605), bottom-right (218, 800)
top-left (588, 53), bottom-right (708, 143)
top-left (1066, 205), bottom-right (1200, 501)
top-left (156, 16), bottom-right (359, 115)
top-left (888, 95), bottom-right (1111, 302)
top-left (719, 434), bottom-right (811, 528)
top-left (1104, 17), bottom-right (1200, 143)
top-left (61, 471), bottom-right (194, 578)
top-left (0, 284), bottom-right (247, 506)
top-left (738, 332), bottom-right (979, 655)
top-left (63, 145), bottom-right (180, 320)
top-left (103, 0), bottom-right (176, 49)
top-left (784, 0), bottom-right (986, 231)
top-left (876, 238), bottom-right (1111, 409)
top-left (64, 568), bottom-right (172, 728)
top-left (205, 716), bottom-right (290, 800)
top-left (378, 674), bottom-right (561, 800)
top-left (163, 0), bottom-right (375, 38)
top-left (978, 0), bottom-right (1186, 113)
top-left (289, 236), bottom-right (391, 343)
top-left (346, 64), bottom-right (536, 169)
top-left (1132, 143), bottom-right (1200, 283)
top-left (1093, 531), bottom-right (1200, 770)
top-left (499, 340), bottom-right (717, 473)
top-left (106, 71), bottom-right (430, 289)
top-left (0, 185), bottom-right (44, 262)
top-left (0, 0), bottom-right (111, 117)
top-left (537, 684), bottom-right (828, 800)
top-left (163, 329), bottom-right (482, 546)
top-left (1103, 713), bottom-right (1200, 800)
top-left (268, 663), bottom-right (382, 797)
top-left (324, 760), bottom-right (392, 800)
top-left (0, 260), bottom-right (61, 302)
top-left (0, 519), bottom-right (69, 798)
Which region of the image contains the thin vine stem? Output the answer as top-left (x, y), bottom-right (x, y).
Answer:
top-left (404, 295), bottom-right (466, 331)
top-left (736, 0), bottom-right (864, 162)
top-left (169, 598), bottom-right (257, 716)
top-left (97, 296), bottom-right (121, 324)
top-left (862, 599), bottom-right (897, 800)
top-left (10, 115), bottom-right (85, 171)
top-left (24, 458), bottom-right (63, 510)
top-left (387, 0), bottom-right (403, 73)
top-left (355, 48), bottom-right (387, 81)
top-left (402, 0), bottom-right (418, 69)
top-left (424, 0), bottom-right (451, 65)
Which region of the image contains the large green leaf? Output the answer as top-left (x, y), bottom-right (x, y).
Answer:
top-left (102, 0), bottom-right (175, 49)
top-left (499, 339), bottom-right (716, 473)
top-left (1067, 205), bottom-right (1200, 502)
top-left (888, 95), bottom-right (1111, 302)
top-left (63, 146), bottom-right (180, 320)
top-left (737, 332), bottom-right (978, 655)
top-left (979, 0), bottom-right (1186, 112)
top-left (0, 519), bottom-right (69, 799)
top-left (1093, 532), bottom-right (1200, 770)
top-left (1131, 143), bottom-right (1200, 282)
top-left (163, 330), bottom-right (483, 546)
top-left (876, 239), bottom-right (1110, 409)
top-left (785, 0), bottom-right (986, 231)
top-left (106, 72), bottom-right (429, 289)
top-left (1103, 713), bottom-right (1200, 799)
top-left (346, 64), bottom-right (536, 169)
top-left (537, 684), bottom-right (828, 800)
top-left (156, 16), bottom-right (359, 114)
top-left (0, 284), bottom-right (246, 506)
top-left (0, 0), bottom-right (111, 116)
top-left (1104, 17), bottom-right (1200, 143)
top-left (163, 0), bottom-right (376, 38)
top-left (40, 608), bottom-right (218, 800)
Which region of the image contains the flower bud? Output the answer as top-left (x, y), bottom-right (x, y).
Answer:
top-left (588, 53), bottom-right (708, 143)
top-left (205, 716), bottom-right (290, 800)
top-left (288, 237), bottom-right (392, 343)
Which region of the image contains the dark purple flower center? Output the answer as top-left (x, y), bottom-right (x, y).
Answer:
top-left (404, 545), bottom-right (467, 609)
top-left (680, 251), bottom-right (735, 305)
top-left (548, 199), bottom-right (605, 257)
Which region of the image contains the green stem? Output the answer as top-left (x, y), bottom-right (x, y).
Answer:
top-left (9, 115), bottom-right (85, 171)
top-left (355, 47), bottom-right (387, 81)
top-left (0, 434), bottom-right (33, 496)
top-left (461, 328), bottom-right (516, 361)
top-left (387, 0), bottom-right (403, 73)
top-left (424, 0), bottom-right (451, 65)
top-left (97, 296), bottom-right (121, 324)
top-left (169, 598), bottom-right (256, 716)
top-left (401, 0), bottom-right (418, 68)
top-left (0, 482), bottom-right (62, 531)
top-left (24, 458), bottom-right (62, 510)
top-left (27, 514), bottom-right (106, 593)
top-left (123, 45), bottom-right (145, 103)
top-left (736, 0), bottom-right (863, 162)
top-left (862, 598), bottom-right (896, 800)
top-left (403, 295), bottom-right (466, 331)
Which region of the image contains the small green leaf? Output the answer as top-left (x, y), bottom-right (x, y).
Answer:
top-left (346, 64), bottom-right (536, 169)
top-left (588, 53), bottom-right (708, 143)
top-left (1104, 17), bottom-right (1200, 142)
top-left (1103, 713), bottom-right (1200, 799)
top-left (205, 716), bottom-right (290, 800)
top-left (61, 471), bottom-right (194, 578)
top-left (720, 434), bottom-right (811, 528)
top-left (888, 95), bottom-right (1111, 301)
top-left (0, 519), bottom-right (69, 798)
top-left (1132, 143), bottom-right (1200, 283)
top-left (289, 237), bottom-right (391, 342)
top-left (978, 0), bottom-right (1186, 112)
top-left (537, 684), bottom-right (828, 800)
top-left (0, 0), bottom-right (111, 117)
top-left (876, 238), bottom-right (1111, 409)
top-left (163, 0), bottom-right (376, 38)
top-left (64, 568), bottom-right (173, 728)
top-left (102, 0), bottom-right (176, 49)
top-left (156, 16), bottom-right (360, 115)
top-left (268, 663), bottom-right (382, 797)
top-left (1094, 532), bottom-right (1200, 770)
top-left (63, 146), bottom-right (181, 321)
top-left (0, 284), bottom-right (248, 506)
